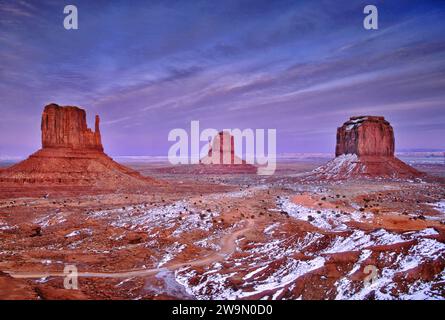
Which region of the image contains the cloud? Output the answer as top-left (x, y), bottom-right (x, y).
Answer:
top-left (0, 1), bottom-right (35, 17)
top-left (0, 0), bottom-right (444, 155)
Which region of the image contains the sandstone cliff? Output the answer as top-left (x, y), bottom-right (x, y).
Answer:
top-left (41, 104), bottom-right (103, 151)
top-left (309, 116), bottom-right (423, 180)
top-left (201, 131), bottom-right (243, 165)
top-left (335, 116), bottom-right (394, 157)
top-left (0, 104), bottom-right (156, 190)
top-left (198, 131), bottom-right (257, 174)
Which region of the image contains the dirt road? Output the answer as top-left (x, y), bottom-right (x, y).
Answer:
top-left (5, 219), bottom-right (254, 279)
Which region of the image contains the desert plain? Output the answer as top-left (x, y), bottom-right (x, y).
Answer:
top-left (0, 155), bottom-right (444, 300)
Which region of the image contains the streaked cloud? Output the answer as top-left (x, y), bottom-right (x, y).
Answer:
top-left (0, 0), bottom-right (444, 156)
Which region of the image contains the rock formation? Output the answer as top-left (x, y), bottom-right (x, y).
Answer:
top-left (309, 116), bottom-right (423, 180)
top-left (0, 104), bottom-right (156, 190)
top-left (41, 104), bottom-right (103, 151)
top-left (159, 131), bottom-right (257, 174)
top-left (335, 116), bottom-right (394, 157)
top-left (201, 131), bottom-right (244, 165)
top-left (197, 131), bottom-right (257, 174)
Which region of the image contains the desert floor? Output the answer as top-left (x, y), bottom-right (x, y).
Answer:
top-left (0, 161), bottom-right (444, 300)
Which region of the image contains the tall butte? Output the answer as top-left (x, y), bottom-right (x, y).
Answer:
top-left (41, 104), bottom-right (103, 151)
top-left (0, 104), bottom-right (156, 190)
top-left (310, 116), bottom-right (423, 180)
top-left (198, 131), bottom-right (257, 174)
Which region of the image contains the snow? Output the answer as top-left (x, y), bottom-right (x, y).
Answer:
top-left (34, 212), bottom-right (67, 228)
top-left (398, 269), bottom-right (445, 300)
top-left (323, 226), bottom-right (443, 254)
top-left (350, 250), bottom-right (372, 273)
top-left (195, 236), bottom-right (221, 251)
top-left (272, 288), bottom-right (285, 300)
top-left (430, 200), bottom-right (445, 214)
top-left (0, 221), bottom-right (15, 231)
top-left (83, 189), bottom-right (444, 300)
top-left (264, 223), bottom-right (280, 235)
top-left (90, 200), bottom-right (219, 236)
top-left (243, 265), bottom-right (269, 280)
top-left (294, 232), bottom-right (324, 253)
top-left (312, 153), bottom-right (359, 179)
top-left (371, 229), bottom-right (405, 246)
top-left (175, 256), bottom-right (325, 300)
top-left (65, 228), bottom-right (92, 238)
top-left (170, 219), bottom-right (443, 300)
top-left (157, 242), bottom-right (186, 267)
top-left (116, 277), bottom-right (134, 287)
top-left (175, 267), bottom-right (238, 300)
top-left (238, 257), bottom-right (325, 298)
top-left (324, 230), bottom-right (372, 253)
top-left (206, 185), bottom-right (269, 200)
top-left (408, 238), bottom-right (445, 260)
top-left (277, 196), bottom-right (372, 231)
top-left (245, 232), bottom-right (320, 260)
top-left (65, 230), bottom-right (81, 237)
top-left (334, 238), bottom-right (445, 300)
top-left (404, 228), bottom-right (439, 237)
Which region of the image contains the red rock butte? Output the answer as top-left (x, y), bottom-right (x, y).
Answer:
top-left (310, 116), bottom-right (423, 180)
top-left (159, 131), bottom-right (257, 174)
top-left (0, 104), bottom-right (156, 190)
top-left (197, 131), bottom-right (257, 174)
top-left (201, 131), bottom-right (244, 165)
top-left (335, 116), bottom-right (394, 157)
top-left (41, 104), bottom-right (103, 151)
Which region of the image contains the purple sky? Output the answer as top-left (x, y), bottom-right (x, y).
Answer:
top-left (0, 0), bottom-right (444, 157)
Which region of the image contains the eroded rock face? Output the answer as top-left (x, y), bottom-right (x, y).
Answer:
top-left (0, 104), bottom-right (157, 189)
top-left (41, 104), bottom-right (103, 151)
top-left (308, 116), bottom-right (423, 180)
top-left (197, 131), bottom-right (257, 174)
top-left (335, 116), bottom-right (394, 157)
top-left (203, 131), bottom-right (238, 165)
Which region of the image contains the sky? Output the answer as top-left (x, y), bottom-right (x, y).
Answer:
top-left (0, 0), bottom-right (444, 157)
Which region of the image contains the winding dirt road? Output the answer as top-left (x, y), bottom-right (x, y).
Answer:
top-left (5, 219), bottom-right (254, 280)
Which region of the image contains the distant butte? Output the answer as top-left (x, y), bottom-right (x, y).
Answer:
top-left (0, 104), bottom-right (157, 190)
top-left (198, 131), bottom-right (257, 174)
top-left (158, 131), bottom-right (257, 175)
top-left (200, 132), bottom-right (248, 165)
top-left (309, 116), bottom-right (423, 180)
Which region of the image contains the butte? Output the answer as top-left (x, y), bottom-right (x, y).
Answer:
top-left (0, 104), bottom-right (157, 194)
top-left (308, 116), bottom-right (423, 180)
top-left (198, 131), bottom-right (257, 174)
top-left (159, 131), bottom-right (257, 174)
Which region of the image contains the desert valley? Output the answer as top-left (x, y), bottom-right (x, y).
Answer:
top-left (0, 104), bottom-right (444, 300)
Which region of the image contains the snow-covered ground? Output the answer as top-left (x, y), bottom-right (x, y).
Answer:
top-left (430, 200), bottom-right (445, 214)
top-left (82, 189), bottom-right (445, 300)
top-left (335, 238), bottom-right (445, 300)
top-left (157, 242), bottom-right (187, 267)
top-left (172, 213), bottom-right (444, 300)
top-left (90, 200), bottom-right (219, 236)
top-left (311, 154), bottom-right (359, 179)
top-left (277, 196), bottom-right (372, 231)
